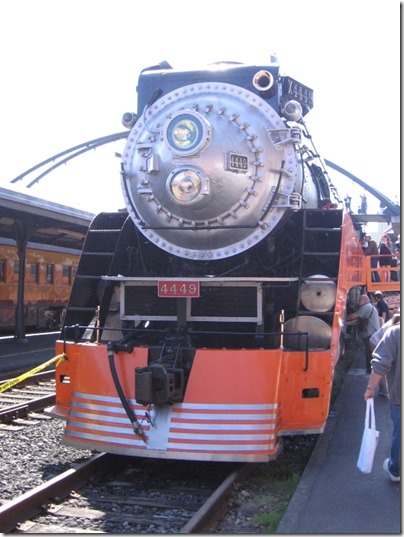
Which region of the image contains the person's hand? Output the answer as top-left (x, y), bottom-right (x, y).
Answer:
top-left (364, 386), bottom-right (375, 400)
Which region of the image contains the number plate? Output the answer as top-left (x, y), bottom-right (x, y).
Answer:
top-left (282, 76), bottom-right (313, 110)
top-left (158, 280), bottom-right (200, 297)
top-left (225, 152), bottom-right (248, 172)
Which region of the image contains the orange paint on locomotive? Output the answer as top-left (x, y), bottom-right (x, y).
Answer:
top-left (47, 211), bottom-right (375, 462)
top-left (52, 340), bottom-right (338, 460)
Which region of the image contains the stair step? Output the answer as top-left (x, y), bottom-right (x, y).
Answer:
top-left (81, 251), bottom-right (115, 256)
top-left (67, 306), bottom-right (98, 312)
top-left (74, 274), bottom-right (105, 280)
top-left (304, 227), bottom-right (341, 232)
top-left (302, 251), bottom-right (340, 256)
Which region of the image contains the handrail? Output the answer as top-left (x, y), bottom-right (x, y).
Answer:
top-left (364, 255), bottom-right (400, 293)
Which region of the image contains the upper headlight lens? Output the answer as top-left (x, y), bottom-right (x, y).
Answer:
top-left (165, 112), bottom-right (210, 155)
top-left (170, 118), bottom-right (199, 150)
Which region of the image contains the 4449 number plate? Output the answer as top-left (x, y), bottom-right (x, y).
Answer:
top-left (158, 280), bottom-right (200, 298)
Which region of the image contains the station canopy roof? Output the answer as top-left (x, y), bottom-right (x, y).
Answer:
top-left (0, 186), bottom-right (94, 251)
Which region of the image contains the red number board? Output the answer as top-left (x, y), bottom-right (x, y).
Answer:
top-left (158, 280), bottom-right (200, 298)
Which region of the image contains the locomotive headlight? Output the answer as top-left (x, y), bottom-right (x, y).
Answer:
top-left (282, 100), bottom-right (303, 122)
top-left (169, 169), bottom-right (201, 202)
top-left (252, 70), bottom-right (275, 92)
top-left (164, 111), bottom-right (211, 156)
top-left (166, 166), bottom-right (210, 204)
top-left (122, 112), bottom-right (137, 129)
top-left (171, 119), bottom-right (198, 149)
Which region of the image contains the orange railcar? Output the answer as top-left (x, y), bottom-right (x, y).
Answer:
top-left (0, 239), bottom-right (80, 332)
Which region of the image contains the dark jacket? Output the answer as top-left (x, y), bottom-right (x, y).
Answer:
top-left (379, 243), bottom-right (392, 266)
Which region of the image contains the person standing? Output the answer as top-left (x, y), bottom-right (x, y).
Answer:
top-left (392, 234), bottom-right (400, 281)
top-left (369, 311), bottom-right (400, 397)
top-left (394, 234), bottom-right (400, 260)
top-left (374, 291), bottom-right (390, 324)
top-left (379, 234), bottom-right (393, 282)
top-left (364, 323), bottom-right (401, 482)
top-left (364, 235), bottom-right (380, 282)
top-left (346, 294), bottom-right (380, 373)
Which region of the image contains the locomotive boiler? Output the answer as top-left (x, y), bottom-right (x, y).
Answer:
top-left (48, 58), bottom-right (366, 462)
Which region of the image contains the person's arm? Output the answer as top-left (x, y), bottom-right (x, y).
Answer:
top-left (346, 310), bottom-right (359, 322)
top-left (364, 371), bottom-right (383, 399)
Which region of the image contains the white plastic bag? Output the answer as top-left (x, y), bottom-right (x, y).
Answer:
top-left (357, 398), bottom-right (380, 473)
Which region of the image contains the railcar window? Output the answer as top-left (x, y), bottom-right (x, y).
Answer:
top-left (62, 265), bottom-right (72, 285)
top-left (30, 263), bottom-right (39, 283)
top-left (46, 263), bottom-right (54, 284)
top-left (13, 261), bottom-right (19, 282)
top-left (0, 259), bottom-right (5, 282)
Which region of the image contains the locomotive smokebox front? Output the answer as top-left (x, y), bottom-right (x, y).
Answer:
top-left (121, 64), bottom-right (318, 260)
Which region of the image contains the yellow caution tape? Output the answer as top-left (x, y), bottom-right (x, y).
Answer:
top-left (0, 353), bottom-right (66, 393)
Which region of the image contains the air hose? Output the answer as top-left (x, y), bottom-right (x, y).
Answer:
top-left (107, 341), bottom-right (146, 442)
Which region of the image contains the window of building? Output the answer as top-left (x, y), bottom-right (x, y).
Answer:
top-left (0, 259), bottom-right (6, 282)
top-left (13, 261), bottom-right (19, 282)
top-left (46, 264), bottom-right (54, 284)
top-left (62, 265), bottom-right (72, 285)
top-left (30, 263), bottom-right (39, 283)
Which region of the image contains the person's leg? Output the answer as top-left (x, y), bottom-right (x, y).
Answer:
top-left (388, 404), bottom-right (400, 478)
top-left (363, 336), bottom-right (372, 373)
top-left (371, 258), bottom-right (381, 281)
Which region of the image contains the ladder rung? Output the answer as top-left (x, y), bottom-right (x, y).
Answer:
top-left (74, 275), bottom-right (103, 280)
top-left (304, 227), bottom-right (341, 232)
top-left (82, 251), bottom-right (115, 256)
top-left (303, 251), bottom-right (340, 256)
top-left (89, 229), bottom-right (121, 233)
top-left (67, 307), bottom-right (97, 312)
top-left (297, 311), bottom-right (335, 316)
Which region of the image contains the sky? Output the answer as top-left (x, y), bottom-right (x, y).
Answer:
top-left (0, 0), bottom-right (400, 215)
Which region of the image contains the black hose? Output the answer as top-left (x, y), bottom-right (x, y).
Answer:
top-left (107, 343), bottom-right (146, 441)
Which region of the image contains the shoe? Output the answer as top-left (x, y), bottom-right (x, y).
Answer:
top-left (383, 458), bottom-right (400, 482)
top-left (378, 392), bottom-right (388, 397)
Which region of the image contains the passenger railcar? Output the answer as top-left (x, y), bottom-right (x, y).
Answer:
top-left (49, 58), bottom-right (369, 462)
top-left (0, 239), bottom-right (80, 332)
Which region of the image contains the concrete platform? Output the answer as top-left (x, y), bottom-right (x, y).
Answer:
top-left (0, 332), bottom-right (58, 380)
top-left (277, 342), bottom-right (401, 534)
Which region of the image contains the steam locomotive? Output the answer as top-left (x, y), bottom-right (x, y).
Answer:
top-left (48, 58), bottom-right (367, 462)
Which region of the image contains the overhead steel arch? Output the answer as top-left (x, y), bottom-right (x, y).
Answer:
top-left (324, 159), bottom-right (400, 216)
top-left (10, 131), bottom-right (129, 188)
top-left (9, 133), bottom-right (399, 217)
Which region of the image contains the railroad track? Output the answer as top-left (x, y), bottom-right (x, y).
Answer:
top-left (0, 453), bottom-right (249, 533)
top-left (0, 371), bottom-right (55, 427)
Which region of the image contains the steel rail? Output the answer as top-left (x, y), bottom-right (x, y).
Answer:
top-left (0, 453), bottom-right (112, 533)
top-left (0, 455), bottom-right (250, 534)
top-left (180, 464), bottom-right (252, 533)
top-left (0, 370), bottom-right (55, 386)
top-left (0, 393), bottom-right (55, 423)
top-left (0, 370), bottom-right (56, 423)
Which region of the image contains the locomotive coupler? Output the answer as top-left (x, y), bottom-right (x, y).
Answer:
top-left (135, 364), bottom-right (184, 406)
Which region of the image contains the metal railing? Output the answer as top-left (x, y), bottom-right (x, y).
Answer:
top-left (365, 255), bottom-right (400, 293)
